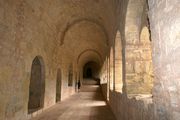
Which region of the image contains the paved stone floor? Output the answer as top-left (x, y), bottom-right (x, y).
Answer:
top-left (31, 85), bottom-right (116, 120)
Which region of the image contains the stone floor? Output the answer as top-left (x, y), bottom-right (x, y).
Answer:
top-left (30, 85), bottom-right (116, 120)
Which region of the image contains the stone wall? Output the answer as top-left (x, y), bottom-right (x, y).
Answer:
top-left (108, 91), bottom-right (154, 120)
top-left (0, 0), bottom-right (119, 120)
top-left (148, 0), bottom-right (180, 119)
top-left (100, 0), bottom-right (180, 120)
top-left (126, 42), bottom-right (153, 94)
top-left (0, 0), bottom-right (180, 120)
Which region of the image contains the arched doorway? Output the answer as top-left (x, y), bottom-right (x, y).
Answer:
top-left (56, 69), bottom-right (62, 102)
top-left (83, 61), bottom-right (100, 79)
top-left (68, 64), bottom-right (73, 87)
top-left (82, 61), bottom-right (101, 85)
top-left (86, 67), bottom-right (92, 78)
top-left (28, 56), bottom-right (45, 114)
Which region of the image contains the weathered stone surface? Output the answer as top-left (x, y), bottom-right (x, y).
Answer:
top-left (100, 0), bottom-right (180, 120)
top-left (0, 0), bottom-right (119, 119)
top-left (0, 0), bottom-right (180, 120)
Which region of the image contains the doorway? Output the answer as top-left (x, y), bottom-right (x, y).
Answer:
top-left (28, 56), bottom-right (45, 113)
top-left (56, 69), bottom-right (62, 102)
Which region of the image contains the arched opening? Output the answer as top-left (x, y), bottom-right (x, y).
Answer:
top-left (56, 68), bottom-right (62, 102)
top-left (86, 68), bottom-right (92, 78)
top-left (140, 26), bottom-right (151, 43)
top-left (138, 26), bottom-right (154, 93)
top-left (68, 64), bottom-right (73, 87)
top-left (125, 0), bottom-right (154, 97)
top-left (83, 61), bottom-right (100, 79)
top-left (114, 31), bottom-right (123, 92)
top-left (126, 25), bottom-right (154, 96)
top-left (60, 18), bottom-right (109, 46)
top-left (83, 61), bottom-right (100, 85)
top-left (28, 56), bottom-right (45, 114)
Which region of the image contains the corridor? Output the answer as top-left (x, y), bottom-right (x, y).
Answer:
top-left (0, 0), bottom-right (179, 120)
top-left (31, 85), bottom-right (116, 120)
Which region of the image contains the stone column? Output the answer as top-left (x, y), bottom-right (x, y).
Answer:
top-left (148, 0), bottom-right (180, 119)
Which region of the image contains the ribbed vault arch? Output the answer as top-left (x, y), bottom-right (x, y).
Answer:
top-left (125, 0), bottom-right (145, 44)
top-left (60, 18), bottom-right (109, 46)
top-left (77, 49), bottom-right (103, 65)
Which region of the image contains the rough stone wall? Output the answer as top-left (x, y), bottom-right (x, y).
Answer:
top-left (126, 39), bottom-right (153, 94)
top-left (108, 91), bottom-right (154, 120)
top-left (0, 0), bottom-right (119, 120)
top-left (0, 1), bottom-right (59, 119)
top-left (100, 0), bottom-right (180, 120)
top-left (148, 0), bottom-right (180, 119)
top-left (124, 0), bottom-right (153, 95)
top-left (1, 0), bottom-right (179, 120)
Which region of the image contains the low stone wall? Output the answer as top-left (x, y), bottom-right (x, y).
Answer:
top-left (101, 85), bottom-right (155, 120)
top-left (101, 83), bottom-right (107, 99)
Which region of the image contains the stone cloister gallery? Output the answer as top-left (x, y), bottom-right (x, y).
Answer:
top-left (0, 0), bottom-right (180, 120)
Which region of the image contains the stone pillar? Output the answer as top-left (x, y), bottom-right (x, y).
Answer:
top-left (148, 0), bottom-right (180, 119)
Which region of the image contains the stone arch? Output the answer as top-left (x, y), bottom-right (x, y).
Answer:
top-left (125, 0), bottom-right (153, 96)
top-left (56, 68), bottom-right (62, 102)
top-left (125, 0), bottom-right (146, 44)
top-left (77, 49), bottom-right (103, 65)
top-left (139, 26), bottom-right (154, 92)
top-left (28, 56), bottom-right (45, 113)
top-left (114, 31), bottom-right (123, 92)
top-left (60, 18), bottom-right (109, 46)
top-left (84, 67), bottom-right (93, 78)
top-left (83, 61), bottom-right (100, 79)
top-left (140, 26), bottom-right (151, 44)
